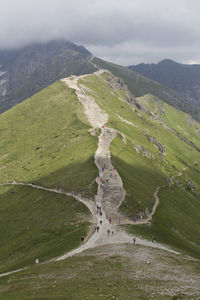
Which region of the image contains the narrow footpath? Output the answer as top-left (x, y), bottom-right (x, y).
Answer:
top-left (0, 70), bottom-right (179, 278)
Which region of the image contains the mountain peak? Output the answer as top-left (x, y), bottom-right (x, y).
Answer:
top-left (158, 59), bottom-right (177, 65)
top-left (0, 39), bottom-right (95, 113)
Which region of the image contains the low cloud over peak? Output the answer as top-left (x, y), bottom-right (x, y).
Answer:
top-left (0, 0), bottom-right (200, 65)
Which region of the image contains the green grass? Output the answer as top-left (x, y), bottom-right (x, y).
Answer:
top-left (0, 80), bottom-right (99, 272)
top-left (0, 81), bottom-right (98, 195)
top-left (0, 185), bottom-right (91, 273)
top-left (79, 72), bottom-right (200, 257)
top-left (0, 69), bottom-right (200, 297)
top-left (110, 136), bottom-right (166, 214)
top-left (0, 245), bottom-right (199, 299)
top-left (125, 183), bottom-right (200, 258)
top-left (93, 57), bottom-right (193, 118)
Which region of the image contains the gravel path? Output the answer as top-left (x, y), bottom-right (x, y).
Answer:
top-left (58, 72), bottom-right (179, 258)
top-left (0, 70), bottom-right (179, 277)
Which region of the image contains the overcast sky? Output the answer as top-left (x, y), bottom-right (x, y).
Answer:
top-left (1, 0), bottom-right (200, 65)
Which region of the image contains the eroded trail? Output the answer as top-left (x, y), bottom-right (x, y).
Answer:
top-left (1, 180), bottom-right (178, 264)
top-left (62, 72), bottom-right (126, 220)
top-left (0, 71), bottom-right (179, 277)
top-left (58, 72), bottom-right (178, 257)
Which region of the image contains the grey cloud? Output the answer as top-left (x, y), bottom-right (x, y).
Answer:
top-left (0, 0), bottom-right (200, 64)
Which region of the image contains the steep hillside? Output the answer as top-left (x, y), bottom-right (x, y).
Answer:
top-left (0, 80), bottom-right (98, 271)
top-left (93, 57), bottom-right (200, 122)
top-left (1, 69), bottom-right (200, 298)
top-left (130, 59), bottom-right (200, 112)
top-left (0, 40), bottom-right (96, 113)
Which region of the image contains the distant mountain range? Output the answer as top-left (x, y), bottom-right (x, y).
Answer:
top-left (0, 40), bottom-right (96, 113)
top-left (129, 59), bottom-right (200, 108)
top-left (1, 40), bottom-right (200, 122)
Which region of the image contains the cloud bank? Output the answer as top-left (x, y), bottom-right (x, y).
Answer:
top-left (0, 0), bottom-right (200, 64)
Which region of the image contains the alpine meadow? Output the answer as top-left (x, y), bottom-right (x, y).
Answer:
top-left (0, 40), bottom-right (200, 298)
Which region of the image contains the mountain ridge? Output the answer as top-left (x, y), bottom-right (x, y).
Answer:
top-left (129, 59), bottom-right (200, 110)
top-left (0, 68), bottom-right (200, 298)
top-left (1, 40), bottom-right (200, 123)
top-left (0, 39), bottom-right (96, 113)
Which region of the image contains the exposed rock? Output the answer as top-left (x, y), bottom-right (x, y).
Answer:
top-left (126, 95), bottom-right (135, 104)
top-left (88, 128), bottom-right (100, 136)
top-left (135, 102), bottom-right (143, 110)
top-left (158, 153), bottom-right (168, 164)
top-left (129, 59), bottom-right (200, 122)
top-left (107, 76), bottom-right (126, 91)
top-left (147, 135), bottom-right (166, 155)
top-left (134, 144), bottom-right (154, 159)
top-left (185, 180), bottom-right (196, 192)
top-left (134, 144), bottom-right (144, 153)
top-left (115, 77), bottom-right (124, 89)
top-left (196, 128), bottom-right (200, 136)
top-left (187, 117), bottom-right (194, 126)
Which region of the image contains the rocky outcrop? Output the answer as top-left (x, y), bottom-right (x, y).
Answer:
top-left (134, 144), bottom-right (154, 159)
top-left (107, 76), bottom-right (126, 90)
top-left (185, 180), bottom-right (196, 192)
top-left (147, 135), bottom-right (166, 155)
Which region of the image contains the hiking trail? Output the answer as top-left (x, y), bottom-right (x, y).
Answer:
top-left (0, 70), bottom-right (180, 277)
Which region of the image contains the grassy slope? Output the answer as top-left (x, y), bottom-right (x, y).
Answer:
top-left (0, 80), bottom-right (98, 195)
top-left (93, 57), bottom-right (190, 113)
top-left (0, 185), bottom-right (90, 272)
top-left (0, 81), bottom-right (98, 271)
top-left (0, 245), bottom-right (199, 299)
top-left (80, 72), bottom-right (200, 257)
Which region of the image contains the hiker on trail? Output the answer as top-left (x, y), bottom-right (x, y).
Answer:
top-left (152, 236), bottom-right (156, 243)
top-left (100, 220), bottom-right (102, 225)
top-left (97, 205), bottom-right (101, 214)
top-left (97, 226), bottom-right (99, 232)
top-left (133, 237), bottom-right (136, 244)
top-left (112, 231), bottom-right (114, 236)
top-left (100, 211), bottom-right (102, 217)
top-left (109, 218), bottom-right (111, 224)
top-left (35, 258), bottom-right (39, 264)
top-left (107, 229), bottom-right (110, 236)
top-left (81, 236), bottom-right (85, 243)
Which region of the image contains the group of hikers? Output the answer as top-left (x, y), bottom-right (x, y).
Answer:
top-left (80, 203), bottom-right (156, 246)
top-left (132, 236), bottom-right (156, 244)
top-left (99, 164), bottom-right (117, 189)
top-left (78, 162), bottom-right (157, 253)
